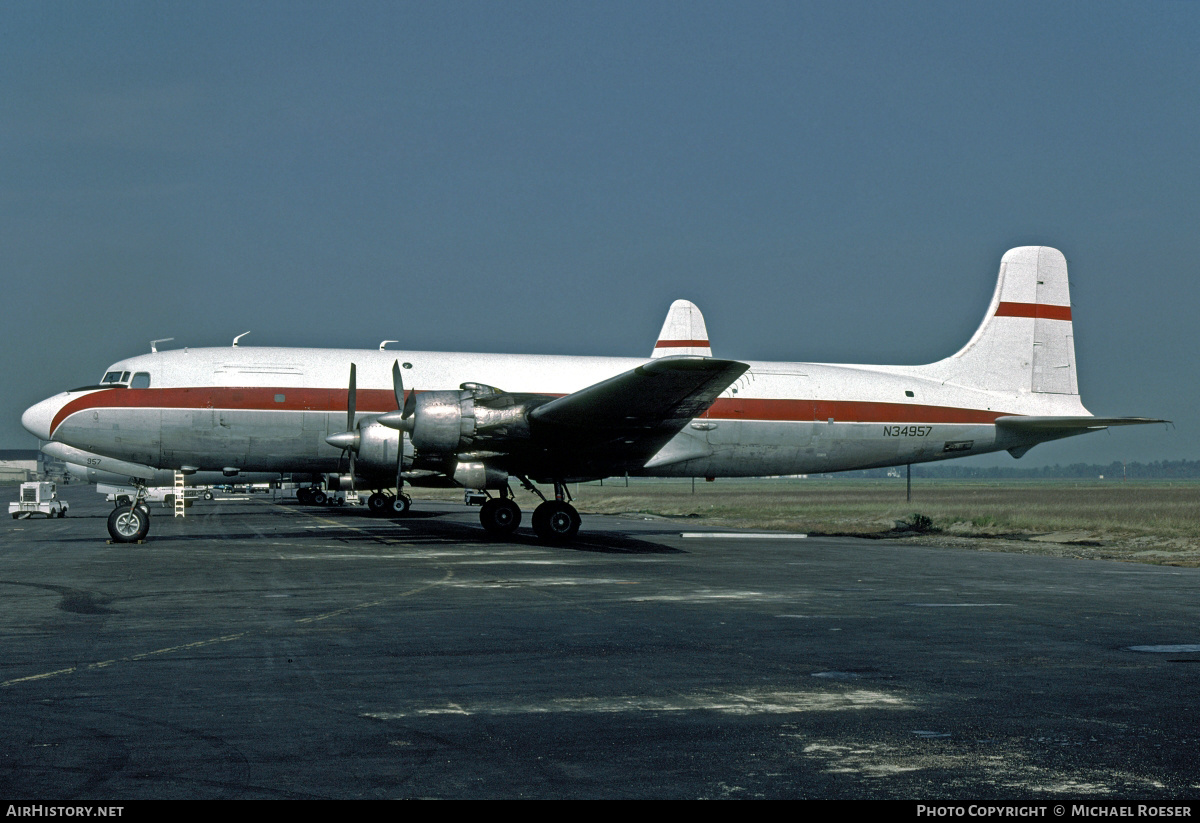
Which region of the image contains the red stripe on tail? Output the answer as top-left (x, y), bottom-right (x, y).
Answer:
top-left (994, 302), bottom-right (1072, 321)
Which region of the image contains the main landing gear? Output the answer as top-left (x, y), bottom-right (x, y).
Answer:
top-left (478, 479), bottom-right (581, 543)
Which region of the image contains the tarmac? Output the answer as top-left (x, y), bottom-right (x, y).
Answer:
top-left (2, 483), bottom-right (1198, 799)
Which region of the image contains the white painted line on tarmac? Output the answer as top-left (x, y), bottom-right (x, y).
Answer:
top-left (906, 603), bottom-right (1012, 608)
top-left (1128, 644), bottom-right (1200, 653)
top-left (681, 532), bottom-right (807, 539)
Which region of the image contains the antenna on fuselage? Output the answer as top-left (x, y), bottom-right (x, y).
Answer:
top-left (150, 338), bottom-right (174, 353)
top-left (232, 331), bottom-right (251, 347)
top-left (379, 340), bottom-right (399, 351)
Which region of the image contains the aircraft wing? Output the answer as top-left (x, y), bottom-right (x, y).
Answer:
top-left (995, 416), bottom-right (1170, 432)
top-left (525, 356), bottom-right (748, 475)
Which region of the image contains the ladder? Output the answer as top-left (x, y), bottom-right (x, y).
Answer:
top-left (174, 471), bottom-right (185, 518)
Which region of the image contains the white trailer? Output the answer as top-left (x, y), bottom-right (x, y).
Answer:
top-left (9, 482), bottom-right (68, 519)
top-left (99, 484), bottom-right (213, 508)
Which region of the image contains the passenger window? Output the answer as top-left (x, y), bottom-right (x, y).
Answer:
top-left (131, 372), bottom-right (151, 389)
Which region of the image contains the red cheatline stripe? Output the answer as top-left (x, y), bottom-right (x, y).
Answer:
top-left (49, 386), bottom-right (1014, 436)
top-left (654, 339), bottom-right (710, 348)
top-left (708, 398), bottom-right (1007, 425)
top-left (994, 302), bottom-right (1072, 321)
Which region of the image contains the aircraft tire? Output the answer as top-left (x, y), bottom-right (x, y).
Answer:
top-left (389, 494), bottom-right (412, 516)
top-left (367, 492), bottom-right (390, 515)
top-left (107, 506), bottom-right (150, 543)
top-left (311, 489), bottom-right (327, 506)
top-left (531, 501), bottom-right (580, 543)
top-left (480, 498), bottom-right (521, 536)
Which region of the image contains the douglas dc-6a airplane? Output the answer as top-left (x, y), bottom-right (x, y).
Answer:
top-left (22, 247), bottom-right (1163, 544)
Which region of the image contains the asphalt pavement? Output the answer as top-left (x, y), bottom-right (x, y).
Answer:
top-left (2, 483), bottom-right (1198, 799)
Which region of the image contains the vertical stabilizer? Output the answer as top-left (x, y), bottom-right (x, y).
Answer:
top-left (927, 246), bottom-right (1079, 397)
top-left (651, 299), bottom-right (712, 358)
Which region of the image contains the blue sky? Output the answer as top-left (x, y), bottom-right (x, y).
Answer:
top-left (2, 1), bottom-right (1193, 466)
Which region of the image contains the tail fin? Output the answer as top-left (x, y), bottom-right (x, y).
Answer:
top-left (651, 299), bottom-right (712, 358)
top-left (927, 246), bottom-right (1079, 397)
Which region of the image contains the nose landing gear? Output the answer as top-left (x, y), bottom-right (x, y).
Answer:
top-left (107, 484), bottom-right (151, 543)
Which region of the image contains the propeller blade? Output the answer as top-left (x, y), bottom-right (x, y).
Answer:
top-left (346, 363), bottom-right (358, 485)
top-left (347, 363), bottom-right (357, 433)
top-left (392, 360), bottom-right (404, 411)
top-left (394, 361), bottom-right (417, 419)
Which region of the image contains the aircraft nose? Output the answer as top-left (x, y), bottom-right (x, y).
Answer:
top-left (22, 395), bottom-right (62, 441)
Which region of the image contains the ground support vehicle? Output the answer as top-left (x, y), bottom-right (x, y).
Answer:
top-left (9, 482), bottom-right (68, 519)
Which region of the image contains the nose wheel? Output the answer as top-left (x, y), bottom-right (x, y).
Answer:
top-left (107, 504), bottom-right (150, 543)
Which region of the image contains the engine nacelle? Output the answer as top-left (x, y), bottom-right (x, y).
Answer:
top-left (355, 420), bottom-right (410, 472)
top-left (409, 390), bottom-right (476, 459)
top-left (376, 384), bottom-right (549, 468)
top-left (452, 461), bottom-right (509, 490)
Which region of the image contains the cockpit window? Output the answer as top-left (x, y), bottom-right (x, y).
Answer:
top-left (99, 371), bottom-right (136, 388)
top-left (131, 372), bottom-right (151, 389)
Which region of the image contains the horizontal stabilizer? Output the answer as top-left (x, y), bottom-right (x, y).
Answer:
top-left (996, 416), bottom-right (1169, 432)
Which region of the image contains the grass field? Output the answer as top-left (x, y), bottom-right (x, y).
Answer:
top-left (410, 477), bottom-right (1200, 566)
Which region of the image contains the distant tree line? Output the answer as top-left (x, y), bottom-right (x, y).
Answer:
top-left (839, 460), bottom-right (1200, 479)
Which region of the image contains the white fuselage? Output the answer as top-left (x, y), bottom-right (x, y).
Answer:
top-left (24, 344), bottom-right (1077, 481)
